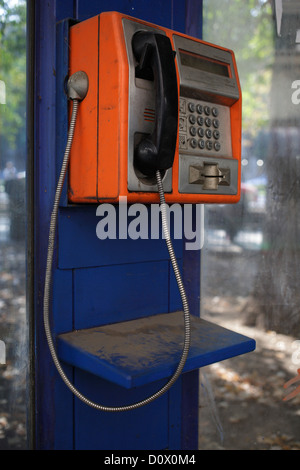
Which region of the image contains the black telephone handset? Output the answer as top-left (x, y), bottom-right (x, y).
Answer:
top-left (132, 31), bottom-right (178, 177)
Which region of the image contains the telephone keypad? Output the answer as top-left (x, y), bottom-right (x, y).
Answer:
top-left (179, 98), bottom-right (225, 155)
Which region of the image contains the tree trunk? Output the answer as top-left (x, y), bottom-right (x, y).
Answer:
top-left (247, 2), bottom-right (300, 336)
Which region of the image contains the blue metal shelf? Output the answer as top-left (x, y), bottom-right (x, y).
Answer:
top-left (57, 311), bottom-right (256, 389)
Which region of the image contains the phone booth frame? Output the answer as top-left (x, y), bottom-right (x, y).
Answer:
top-left (28, 0), bottom-right (254, 450)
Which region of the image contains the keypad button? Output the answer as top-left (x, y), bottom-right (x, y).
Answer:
top-left (205, 117), bottom-right (211, 127)
top-left (212, 107), bottom-right (219, 117)
top-left (214, 142), bottom-right (221, 151)
top-left (189, 114), bottom-right (196, 124)
top-left (198, 128), bottom-right (204, 138)
top-left (189, 126), bottom-right (197, 136)
top-left (206, 141), bottom-right (213, 150)
top-left (205, 129), bottom-right (212, 139)
top-left (197, 116), bottom-right (204, 126)
top-left (196, 104), bottom-right (203, 114)
top-left (198, 139), bottom-right (205, 149)
top-left (204, 105), bottom-right (211, 115)
top-left (213, 119), bottom-right (219, 128)
top-left (190, 138), bottom-right (197, 148)
top-left (188, 102), bottom-right (195, 112)
top-left (213, 130), bottom-right (220, 140)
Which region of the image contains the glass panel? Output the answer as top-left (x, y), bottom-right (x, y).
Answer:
top-left (0, 0), bottom-right (27, 449)
top-left (200, 0), bottom-right (300, 450)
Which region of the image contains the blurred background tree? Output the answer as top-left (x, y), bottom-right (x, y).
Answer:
top-left (204, 0), bottom-right (300, 336)
top-left (0, 0), bottom-right (26, 173)
top-left (203, 0), bottom-right (274, 139)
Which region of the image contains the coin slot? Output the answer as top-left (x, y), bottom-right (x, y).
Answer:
top-left (189, 162), bottom-right (230, 190)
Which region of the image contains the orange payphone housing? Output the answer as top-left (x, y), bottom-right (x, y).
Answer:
top-left (68, 11), bottom-right (242, 204)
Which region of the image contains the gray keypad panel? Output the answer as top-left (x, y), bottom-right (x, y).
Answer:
top-left (179, 97), bottom-right (232, 158)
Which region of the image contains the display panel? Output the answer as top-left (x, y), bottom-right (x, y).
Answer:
top-left (179, 49), bottom-right (230, 78)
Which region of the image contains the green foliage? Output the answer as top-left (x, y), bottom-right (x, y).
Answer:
top-left (0, 0), bottom-right (26, 168)
top-left (203, 0), bottom-right (275, 137)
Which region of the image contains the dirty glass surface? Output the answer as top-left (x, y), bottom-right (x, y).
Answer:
top-left (0, 0), bottom-right (27, 449)
top-left (200, 0), bottom-right (300, 450)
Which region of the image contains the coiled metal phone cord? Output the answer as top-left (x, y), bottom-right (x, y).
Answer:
top-left (43, 96), bottom-right (191, 412)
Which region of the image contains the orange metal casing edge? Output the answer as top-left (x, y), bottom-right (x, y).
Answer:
top-left (68, 11), bottom-right (242, 205)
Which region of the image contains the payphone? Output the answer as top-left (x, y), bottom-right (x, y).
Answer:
top-left (67, 11), bottom-right (242, 204)
top-left (43, 11), bottom-right (253, 414)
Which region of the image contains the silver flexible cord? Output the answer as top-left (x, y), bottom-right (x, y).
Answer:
top-left (43, 98), bottom-right (191, 411)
